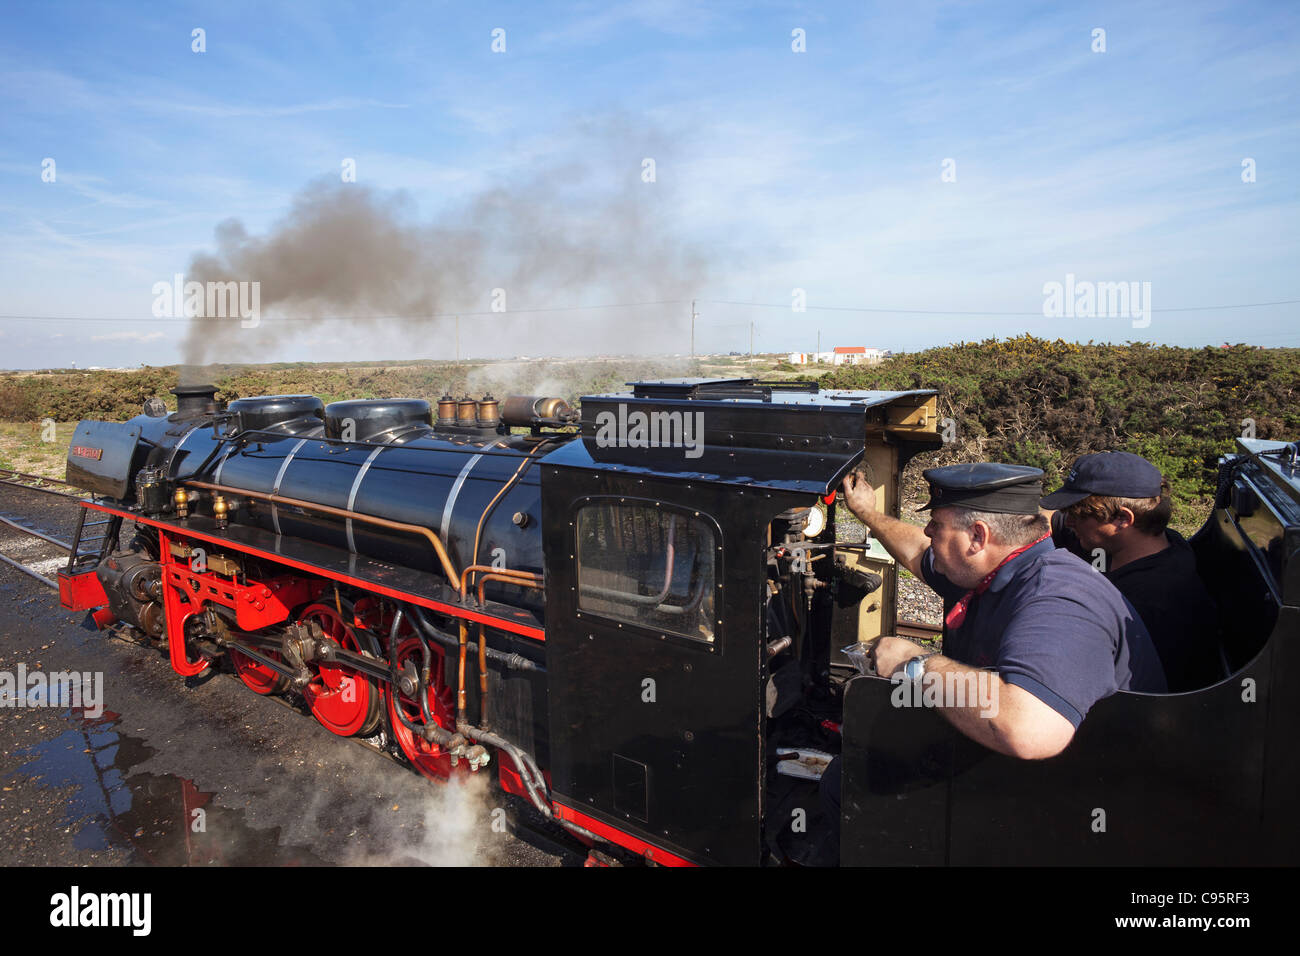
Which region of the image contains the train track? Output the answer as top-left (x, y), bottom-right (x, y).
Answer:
top-left (0, 491), bottom-right (74, 587)
top-left (897, 619), bottom-right (942, 641)
top-left (0, 467), bottom-right (85, 500)
top-left (0, 480), bottom-right (420, 774)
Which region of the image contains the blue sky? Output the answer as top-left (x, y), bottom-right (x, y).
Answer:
top-left (1, 0), bottom-right (1297, 369)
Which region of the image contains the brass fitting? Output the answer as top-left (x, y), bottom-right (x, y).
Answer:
top-left (173, 488), bottom-right (191, 518)
top-left (212, 494), bottom-right (229, 529)
top-left (477, 393), bottom-right (500, 427)
top-left (437, 393), bottom-right (458, 427)
top-left (457, 396), bottom-right (478, 425)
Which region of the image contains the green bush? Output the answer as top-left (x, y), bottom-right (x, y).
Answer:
top-left (821, 336), bottom-right (1300, 501)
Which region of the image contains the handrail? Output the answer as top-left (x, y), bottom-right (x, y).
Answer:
top-left (181, 479), bottom-right (461, 585)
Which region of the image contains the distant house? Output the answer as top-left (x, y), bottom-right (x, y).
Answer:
top-left (787, 347), bottom-right (889, 366)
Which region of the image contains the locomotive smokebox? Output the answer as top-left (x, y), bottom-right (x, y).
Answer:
top-left (171, 384), bottom-right (218, 416)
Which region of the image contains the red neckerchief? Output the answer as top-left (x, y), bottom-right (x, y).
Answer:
top-left (943, 531), bottom-right (1052, 631)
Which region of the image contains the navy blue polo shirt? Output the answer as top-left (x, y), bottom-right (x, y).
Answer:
top-left (920, 538), bottom-right (1168, 728)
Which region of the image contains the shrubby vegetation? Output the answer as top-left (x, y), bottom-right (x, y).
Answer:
top-left (820, 335), bottom-right (1300, 517)
top-left (4, 337), bottom-right (1296, 525)
top-left (0, 358), bottom-right (696, 424)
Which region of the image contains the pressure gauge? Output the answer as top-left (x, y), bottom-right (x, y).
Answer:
top-left (802, 505), bottom-right (826, 538)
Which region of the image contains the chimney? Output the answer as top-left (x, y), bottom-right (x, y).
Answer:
top-left (171, 384), bottom-right (218, 416)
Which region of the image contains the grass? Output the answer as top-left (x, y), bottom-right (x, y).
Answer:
top-left (0, 421), bottom-right (77, 479)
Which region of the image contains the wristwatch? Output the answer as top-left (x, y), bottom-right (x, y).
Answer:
top-left (903, 656), bottom-right (928, 681)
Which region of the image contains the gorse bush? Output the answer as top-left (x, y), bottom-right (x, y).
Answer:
top-left (0, 359), bottom-right (696, 427)
top-left (821, 335), bottom-right (1300, 505)
top-left (4, 339), bottom-right (1295, 512)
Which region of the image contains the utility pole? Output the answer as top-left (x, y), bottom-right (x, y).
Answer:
top-left (749, 321), bottom-right (754, 363)
top-left (691, 299), bottom-right (697, 360)
top-left (455, 316), bottom-right (460, 362)
top-left (817, 329), bottom-right (820, 360)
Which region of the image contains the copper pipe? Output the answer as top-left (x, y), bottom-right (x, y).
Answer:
top-left (457, 619), bottom-right (468, 724)
top-left (182, 479), bottom-right (460, 585)
top-left (478, 618), bottom-right (489, 728)
top-left (473, 571), bottom-right (543, 613)
top-left (458, 564), bottom-right (541, 601)
top-left (469, 441), bottom-right (554, 572)
top-left (473, 573), bottom-right (545, 729)
top-left (476, 572), bottom-right (543, 603)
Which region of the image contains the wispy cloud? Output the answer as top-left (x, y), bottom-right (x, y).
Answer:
top-left (126, 95), bottom-right (409, 119)
top-left (90, 331), bottom-right (165, 343)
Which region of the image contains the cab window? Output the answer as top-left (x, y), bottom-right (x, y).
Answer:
top-left (575, 500), bottom-right (718, 643)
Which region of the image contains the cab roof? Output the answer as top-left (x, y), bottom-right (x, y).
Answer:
top-left (540, 378), bottom-right (940, 494)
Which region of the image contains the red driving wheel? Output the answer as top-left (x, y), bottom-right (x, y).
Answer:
top-left (299, 603), bottom-right (383, 737)
top-left (387, 636), bottom-right (464, 780)
top-left (229, 645), bottom-right (288, 695)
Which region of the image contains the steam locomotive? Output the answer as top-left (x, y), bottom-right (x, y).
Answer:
top-left (58, 379), bottom-right (1300, 866)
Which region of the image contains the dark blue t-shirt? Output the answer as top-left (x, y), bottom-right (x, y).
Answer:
top-left (920, 538), bottom-right (1168, 728)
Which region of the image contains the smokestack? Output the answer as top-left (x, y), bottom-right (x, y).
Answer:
top-left (171, 384), bottom-right (217, 416)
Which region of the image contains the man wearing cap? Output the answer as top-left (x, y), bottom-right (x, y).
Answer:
top-left (839, 462), bottom-right (1167, 759)
top-left (1042, 452), bottom-right (1222, 692)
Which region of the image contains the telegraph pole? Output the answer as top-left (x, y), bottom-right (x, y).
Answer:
top-left (749, 321), bottom-right (754, 363)
top-left (691, 299), bottom-right (697, 359)
top-left (455, 316), bottom-right (461, 362)
top-left (817, 329), bottom-right (820, 360)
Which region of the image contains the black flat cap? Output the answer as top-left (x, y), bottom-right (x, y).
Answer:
top-left (1040, 452), bottom-right (1164, 509)
top-left (921, 463), bottom-right (1045, 515)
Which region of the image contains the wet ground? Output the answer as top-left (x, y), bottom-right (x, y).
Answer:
top-left (0, 482), bottom-right (578, 867)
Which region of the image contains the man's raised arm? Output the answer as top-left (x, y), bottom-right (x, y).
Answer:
top-left (840, 471), bottom-right (930, 578)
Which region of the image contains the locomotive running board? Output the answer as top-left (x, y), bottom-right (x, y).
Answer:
top-left (76, 500), bottom-right (545, 642)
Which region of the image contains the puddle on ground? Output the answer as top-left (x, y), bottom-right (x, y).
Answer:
top-left (11, 707), bottom-right (330, 865)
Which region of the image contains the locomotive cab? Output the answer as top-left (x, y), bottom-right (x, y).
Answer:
top-left (539, 378), bottom-right (941, 865)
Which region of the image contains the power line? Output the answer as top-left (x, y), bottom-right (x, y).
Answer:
top-left (0, 299), bottom-right (690, 324)
top-left (699, 298), bottom-right (1300, 316)
top-left (0, 295), bottom-right (1295, 325)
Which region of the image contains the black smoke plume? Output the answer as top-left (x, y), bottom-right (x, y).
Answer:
top-left (181, 144), bottom-right (713, 381)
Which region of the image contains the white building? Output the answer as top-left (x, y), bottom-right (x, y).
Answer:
top-left (787, 347), bottom-right (889, 366)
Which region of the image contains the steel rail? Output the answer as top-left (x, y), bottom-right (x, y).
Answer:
top-left (0, 467), bottom-right (80, 488)
top-left (0, 468), bottom-right (84, 499)
top-left (0, 551), bottom-right (57, 588)
top-left (896, 619), bottom-right (942, 640)
top-left (0, 513), bottom-right (72, 551)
